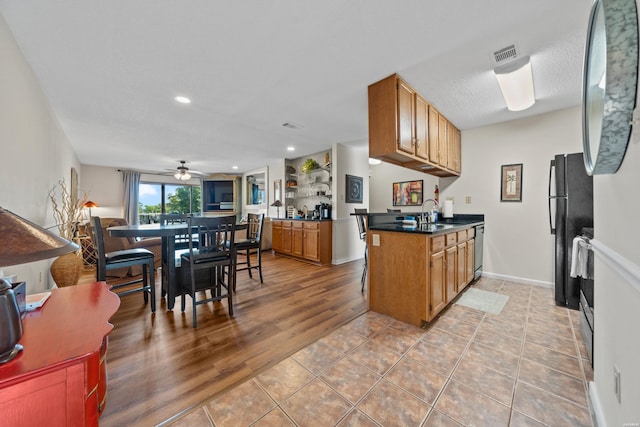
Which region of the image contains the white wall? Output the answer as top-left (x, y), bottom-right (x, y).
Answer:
top-left (0, 14), bottom-right (81, 292)
top-left (589, 1), bottom-right (640, 421)
top-left (440, 107), bottom-right (583, 285)
top-left (333, 142), bottom-right (370, 264)
top-left (81, 165), bottom-right (125, 218)
top-left (369, 161), bottom-right (439, 213)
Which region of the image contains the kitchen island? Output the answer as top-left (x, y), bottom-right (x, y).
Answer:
top-left (367, 214), bottom-right (483, 327)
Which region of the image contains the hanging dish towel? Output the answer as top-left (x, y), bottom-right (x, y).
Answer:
top-left (570, 236), bottom-right (590, 278)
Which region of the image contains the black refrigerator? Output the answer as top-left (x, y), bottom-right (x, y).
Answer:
top-left (548, 153), bottom-right (593, 309)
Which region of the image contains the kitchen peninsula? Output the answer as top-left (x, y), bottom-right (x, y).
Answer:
top-left (367, 213), bottom-right (484, 327)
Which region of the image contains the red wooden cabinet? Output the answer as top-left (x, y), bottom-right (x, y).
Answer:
top-left (0, 282), bottom-right (119, 427)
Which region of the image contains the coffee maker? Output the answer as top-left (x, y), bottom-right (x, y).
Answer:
top-left (320, 203), bottom-right (332, 219)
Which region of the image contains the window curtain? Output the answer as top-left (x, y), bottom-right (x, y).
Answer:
top-left (122, 170), bottom-right (140, 225)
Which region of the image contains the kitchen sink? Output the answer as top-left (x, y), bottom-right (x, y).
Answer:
top-left (419, 223), bottom-right (454, 232)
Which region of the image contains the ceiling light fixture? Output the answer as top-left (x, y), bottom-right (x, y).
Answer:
top-left (174, 96), bottom-right (191, 104)
top-left (494, 56), bottom-right (535, 111)
top-left (232, 166), bottom-right (238, 170)
top-left (287, 146), bottom-right (295, 152)
top-left (174, 161), bottom-right (192, 180)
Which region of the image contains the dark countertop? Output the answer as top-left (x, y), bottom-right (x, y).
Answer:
top-left (367, 213), bottom-right (484, 235)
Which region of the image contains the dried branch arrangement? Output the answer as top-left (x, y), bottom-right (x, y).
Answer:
top-left (49, 178), bottom-right (88, 240)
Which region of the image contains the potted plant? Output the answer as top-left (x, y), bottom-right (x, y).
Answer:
top-left (49, 178), bottom-right (88, 287)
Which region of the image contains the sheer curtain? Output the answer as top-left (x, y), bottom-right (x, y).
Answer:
top-left (122, 170), bottom-right (140, 225)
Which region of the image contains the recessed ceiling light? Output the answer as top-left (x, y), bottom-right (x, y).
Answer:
top-left (232, 165), bottom-right (238, 170)
top-left (287, 146), bottom-right (295, 152)
top-left (174, 96), bottom-right (191, 104)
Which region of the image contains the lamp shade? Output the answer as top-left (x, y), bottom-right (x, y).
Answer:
top-left (0, 207), bottom-right (79, 267)
top-left (270, 200), bottom-right (282, 207)
top-left (494, 56), bottom-right (535, 112)
top-left (83, 200), bottom-right (98, 208)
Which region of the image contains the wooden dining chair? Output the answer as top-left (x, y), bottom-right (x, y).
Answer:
top-left (233, 213), bottom-right (265, 288)
top-left (354, 208), bottom-right (368, 292)
top-left (159, 213), bottom-right (192, 250)
top-left (89, 216), bottom-right (156, 312)
top-left (180, 215), bottom-right (236, 327)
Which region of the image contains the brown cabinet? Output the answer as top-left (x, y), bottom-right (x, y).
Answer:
top-left (368, 73), bottom-right (461, 177)
top-left (466, 238), bottom-right (475, 284)
top-left (368, 226), bottom-right (476, 327)
top-left (272, 220), bottom-right (332, 265)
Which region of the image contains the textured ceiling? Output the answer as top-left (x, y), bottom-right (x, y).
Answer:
top-left (0, 0), bottom-right (592, 175)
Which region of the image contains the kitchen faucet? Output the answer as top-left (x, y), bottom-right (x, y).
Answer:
top-left (421, 199), bottom-right (439, 224)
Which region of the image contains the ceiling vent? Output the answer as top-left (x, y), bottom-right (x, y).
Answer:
top-left (491, 43), bottom-right (521, 67)
top-left (282, 122), bottom-right (303, 130)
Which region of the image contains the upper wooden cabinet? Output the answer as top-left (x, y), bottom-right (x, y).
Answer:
top-left (368, 73), bottom-right (461, 177)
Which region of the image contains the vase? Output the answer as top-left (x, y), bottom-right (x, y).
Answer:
top-left (50, 252), bottom-right (82, 287)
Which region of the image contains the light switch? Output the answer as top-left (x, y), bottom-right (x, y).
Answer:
top-left (466, 196), bottom-right (471, 204)
top-left (372, 234), bottom-right (380, 246)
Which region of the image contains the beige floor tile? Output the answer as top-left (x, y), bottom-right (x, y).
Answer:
top-left (435, 379), bottom-right (511, 427)
top-left (320, 357), bottom-right (381, 404)
top-left (171, 407), bottom-right (212, 427)
top-left (342, 313), bottom-right (392, 338)
top-left (357, 379), bottom-right (430, 426)
top-left (281, 379), bottom-right (353, 427)
top-left (472, 327), bottom-right (523, 356)
top-left (405, 340), bottom-right (462, 377)
top-left (525, 329), bottom-right (578, 358)
top-left (318, 326), bottom-right (367, 355)
top-left (251, 408), bottom-right (296, 427)
top-left (420, 327), bottom-right (471, 354)
top-left (255, 358), bottom-right (314, 403)
top-left (521, 341), bottom-right (583, 379)
top-left (432, 315), bottom-right (478, 339)
top-left (368, 325), bottom-right (420, 354)
top-left (387, 319), bottom-right (426, 340)
top-left (206, 379), bottom-right (276, 427)
top-left (335, 408), bottom-right (380, 427)
top-left (526, 315), bottom-right (575, 340)
top-left (445, 304), bottom-right (486, 324)
top-left (513, 381), bottom-right (592, 427)
top-left (422, 409), bottom-right (463, 426)
top-left (478, 316), bottom-right (526, 340)
top-left (452, 358), bottom-right (516, 406)
top-left (509, 410), bottom-right (547, 426)
top-left (293, 339), bottom-right (346, 375)
top-left (347, 340), bottom-right (402, 376)
top-left (462, 341), bottom-right (520, 378)
top-left (385, 357), bottom-right (448, 405)
top-left (517, 359), bottom-right (588, 407)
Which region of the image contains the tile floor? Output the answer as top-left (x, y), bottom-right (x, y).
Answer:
top-left (168, 278), bottom-right (594, 427)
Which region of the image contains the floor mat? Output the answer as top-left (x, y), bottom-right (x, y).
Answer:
top-left (455, 288), bottom-right (509, 315)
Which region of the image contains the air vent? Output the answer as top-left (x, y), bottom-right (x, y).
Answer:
top-left (491, 43), bottom-right (522, 67)
top-left (282, 122), bottom-right (303, 129)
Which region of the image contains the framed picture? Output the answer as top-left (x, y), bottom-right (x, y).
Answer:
top-left (500, 163), bottom-right (523, 202)
top-left (393, 180), bottom-right (423, 206)
top-left (345, 174), bottom-right (363, 203)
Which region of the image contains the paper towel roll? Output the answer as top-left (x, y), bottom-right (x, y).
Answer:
top-left (443, 200), bottom-right (454, 218)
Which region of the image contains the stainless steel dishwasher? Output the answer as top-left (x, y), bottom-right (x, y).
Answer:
top-left (474, 224), bottom-right (484, 279)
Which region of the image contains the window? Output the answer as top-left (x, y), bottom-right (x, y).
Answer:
top-left (138, 182), bottom-right (201, 224)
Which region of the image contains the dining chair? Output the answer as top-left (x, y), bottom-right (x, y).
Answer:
top-left (180, 215), bottom-right (236, 328)
top-left (89, 216), bottom-right (156, 312)
top-left (159, 213), bottom-right (192, 250)
top-left (233, 213), bottom-right (265, 288)
top-left (354, 208), bottom-right (368, 292)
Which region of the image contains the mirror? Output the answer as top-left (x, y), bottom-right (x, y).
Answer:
top-left (582, 0), bottom-right (638, 175)
top-left (245, 168), bottom-right (267, 206)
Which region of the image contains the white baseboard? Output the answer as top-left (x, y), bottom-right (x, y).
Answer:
top-left (589, 381), bottom-right (606, 427)
top-left (480, 271), bottom-right (552, 288)
top-left (332, 256), bottom-right (364, 265)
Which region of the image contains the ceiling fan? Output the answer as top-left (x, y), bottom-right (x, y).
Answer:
top-left (168, 161), bottom-right (205, 181)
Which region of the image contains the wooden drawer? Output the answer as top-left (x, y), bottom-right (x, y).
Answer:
top-left (457, 230), bottom-right (467, 242)
top-left (281, 221), bottom-right (292, 228)
top-left (431, 235), bottom-right (445, 252)
top-left (445, 232), bottom-right (457, 247)
top-left (303, 222), bottom-right (319, 230)
top-left (292, 221), bottom-right (303, 229)
top-left (467, 227), bottom-right (475, 239)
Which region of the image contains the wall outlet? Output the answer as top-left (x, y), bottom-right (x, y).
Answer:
top-left (466, 196), bottom-right (471, 204)
top-left (372, 234), bottom-right (380, 247)
top-left (614, 365), bottom-right (621, 403)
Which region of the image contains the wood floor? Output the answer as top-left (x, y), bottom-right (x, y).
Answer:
top-left (79, 252), bottom-right (368, 426)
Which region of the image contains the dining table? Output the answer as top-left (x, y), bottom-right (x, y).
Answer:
top-left (108, 221), bottom-right (246, 310)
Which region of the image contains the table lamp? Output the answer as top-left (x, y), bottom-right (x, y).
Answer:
top-left (270, 200), bottom-right (282, 218)
top-left (0, 207), bottom-right (79, 363)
